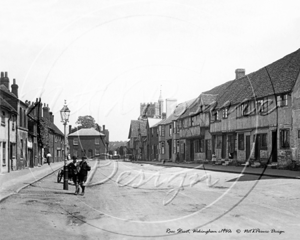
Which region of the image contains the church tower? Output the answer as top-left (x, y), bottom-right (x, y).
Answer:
top-left (158, 87), bottom-right (164, 118)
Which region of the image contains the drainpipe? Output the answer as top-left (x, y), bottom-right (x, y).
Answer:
top-left (8, 113), bottom-right (12, 173)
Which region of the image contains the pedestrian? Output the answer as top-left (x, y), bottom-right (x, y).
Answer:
top-left (77, 156), bottom-right (91, 196)
top-left (68, 156), bottom-right (79, 195)
top-left (46, 152), bottom-right (51, 165)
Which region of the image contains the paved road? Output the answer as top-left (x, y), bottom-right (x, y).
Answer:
top-left (0, 159), bottom-right (299, 240)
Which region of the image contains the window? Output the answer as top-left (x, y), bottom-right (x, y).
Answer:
top-left (177, 140), bottom-right (180, 152)
top-left (169, 124), bottom-right (172, 136)
top-left (95, 149), bottom-right (100, 155)
top-left (238, 134), bottom-right (244, 150)
top-left (222, 108), bottom-right (228, 119)
top-left (277, 94), bottom-right (288, 107)
top-left (212, 111), bottom-right (219, 121)
top-left (161, 126), bottom-right (165, 137)
top-left (12, 116), bottom-right (15, 131)
top-left (1, 111), bottom-right (5, 126)
top-left (2, 142), bottom-right (6, 165)
top-left (280, 129), bottom-right (290, 149)
top-left (95, 138), bottom-right (100, 145)
top-left (161, 142), bottom-right (165, 154)
top-left (73, 138), bottom-right (78, 145)
top-left (261, 97), bottom-right (268, 113)
top-left (19, 107), bottom-right (22, 127)
top-left (261, 134), bottom-right (267, 148)
top-left (20, 139), bottom-right (24, 158)
top-left (256, 100), bottom-right (263, 114)
top-left (23, 109), bottom-right (26, 128)
top-left (173, 121), bottom-right (176, 134)
top-left (195, 139), bottom-right (204, 153)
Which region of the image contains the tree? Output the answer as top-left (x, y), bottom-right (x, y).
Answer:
top-left (76, 115), bottom-right (96, 128)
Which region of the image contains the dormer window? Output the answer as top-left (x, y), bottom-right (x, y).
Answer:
top-left (277, 94), bottom-right (288, 107)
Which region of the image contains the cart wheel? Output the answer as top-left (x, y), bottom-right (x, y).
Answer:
top-left (57, 170), bottom-right (63, 183)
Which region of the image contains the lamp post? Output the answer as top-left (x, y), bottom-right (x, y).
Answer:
top-left (60, 100), bottom-right (70, 190)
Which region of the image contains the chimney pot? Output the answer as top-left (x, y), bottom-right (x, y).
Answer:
top-left (4, 72), bottom-right (7, 78)
top-left (235, 69), bottom-right (245, 80)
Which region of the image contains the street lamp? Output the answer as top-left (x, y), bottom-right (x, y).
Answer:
top-left (60, 100), bottom-right (70, 190)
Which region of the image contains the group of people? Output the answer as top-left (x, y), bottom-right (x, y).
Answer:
top-left (68, 156), bottom-right (91, 195)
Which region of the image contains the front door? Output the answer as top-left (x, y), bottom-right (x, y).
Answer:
top-left (246, 136), bottom-right (250, 161)
top-left (190, 141), bottom-right (194, 161)
top-left (205, 140), bottom-right (212, 160)
top-left (254, 134), bottom-right (261, 160)
top-left (168, 140), bottom-right (172, 160)
top-left (272, 131), bottom-right (277, 162)
top-left (221, 134), bottom-right (226, 159)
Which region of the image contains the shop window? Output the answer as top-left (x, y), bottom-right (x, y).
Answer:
top-left (238, 134), bottom-right (244, 150)
top-left (280, 129), bottom-right (290, 149)
top-left (261, 134), bottom-right (267, 149)
top-left (195, 140), bottom-right (200, 153)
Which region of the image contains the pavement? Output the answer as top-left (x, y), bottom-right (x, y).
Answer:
top-left (0, 158), bottom-right (100, 203)
top-left (132, 160), bottom-right (300, 179)
top-left (0, 161), bottom-right (68, 203)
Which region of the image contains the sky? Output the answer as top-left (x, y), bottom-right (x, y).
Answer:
top-left (1, 0), bottom-right (300, 141)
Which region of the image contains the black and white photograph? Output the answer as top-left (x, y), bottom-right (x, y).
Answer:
top-left (1, 0), bottom-right (300, 239)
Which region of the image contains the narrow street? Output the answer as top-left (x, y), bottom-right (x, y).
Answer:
top-left (0, 159), bottom-right (299, 240)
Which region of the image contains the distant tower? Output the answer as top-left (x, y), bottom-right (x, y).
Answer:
top-left (158, 86), bottom-right (164, 118)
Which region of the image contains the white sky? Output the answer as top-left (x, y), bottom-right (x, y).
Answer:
top-left (1, 0), bottom-right (300, 141)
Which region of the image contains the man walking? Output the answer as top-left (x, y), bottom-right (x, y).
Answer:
top-left (68, 156), bottom-right (79, 195)
top-left (46, 152), bottom-right (51, 165)
top-left (77, 156), bottom-right (91, 196)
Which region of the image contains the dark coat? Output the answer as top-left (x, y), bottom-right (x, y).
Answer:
top-left (78, 161), bottom-right (91, 177)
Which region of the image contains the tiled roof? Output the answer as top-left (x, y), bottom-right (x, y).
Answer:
top-left (68, 128), bottom-right (105, 137)
top-left (49, 122), bottom-right (64, 136)
top-left (128, 120), bottom-right (147, 138)
top-left (163, 98), bottom-right (195, 123)
top-left (0, 95), bottom-right (17, 113)
top-left (0, 85), bottom-right (17, 98)
top-left (216, 48), bottom-right (300, 108)
top-left (203, 80), bottom-right (234, 95)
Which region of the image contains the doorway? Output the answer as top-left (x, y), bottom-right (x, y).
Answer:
top-left (246, 136), bottom-right (250, 161)
top-left (272, 131), bottom-right (277, 162)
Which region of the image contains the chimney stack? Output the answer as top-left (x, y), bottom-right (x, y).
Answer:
top-left (69, 125), bottom-right (72, 134)
top-left (43, 103), bottom-right (50, 119)
top-left (102, 125), bottom-right (105, 134)
top-left (0, 71), bottom-right (10, 90)
top-left (49, 112), bottom-right (54, 123)
top-left (235, 69), bottom-right (245, 80)
top-left (11, 79), bottom-right (19, 97)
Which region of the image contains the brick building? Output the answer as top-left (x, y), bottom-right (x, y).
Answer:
top-left (68, 127), bottom-right (107, 159)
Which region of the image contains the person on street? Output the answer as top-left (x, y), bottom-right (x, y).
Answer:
top-left (77, 156), bottom-right (91, 196)
top-left (46, 152), bottom-right (51, 165)
top-left (68, 156), bottom-right (79, 195)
